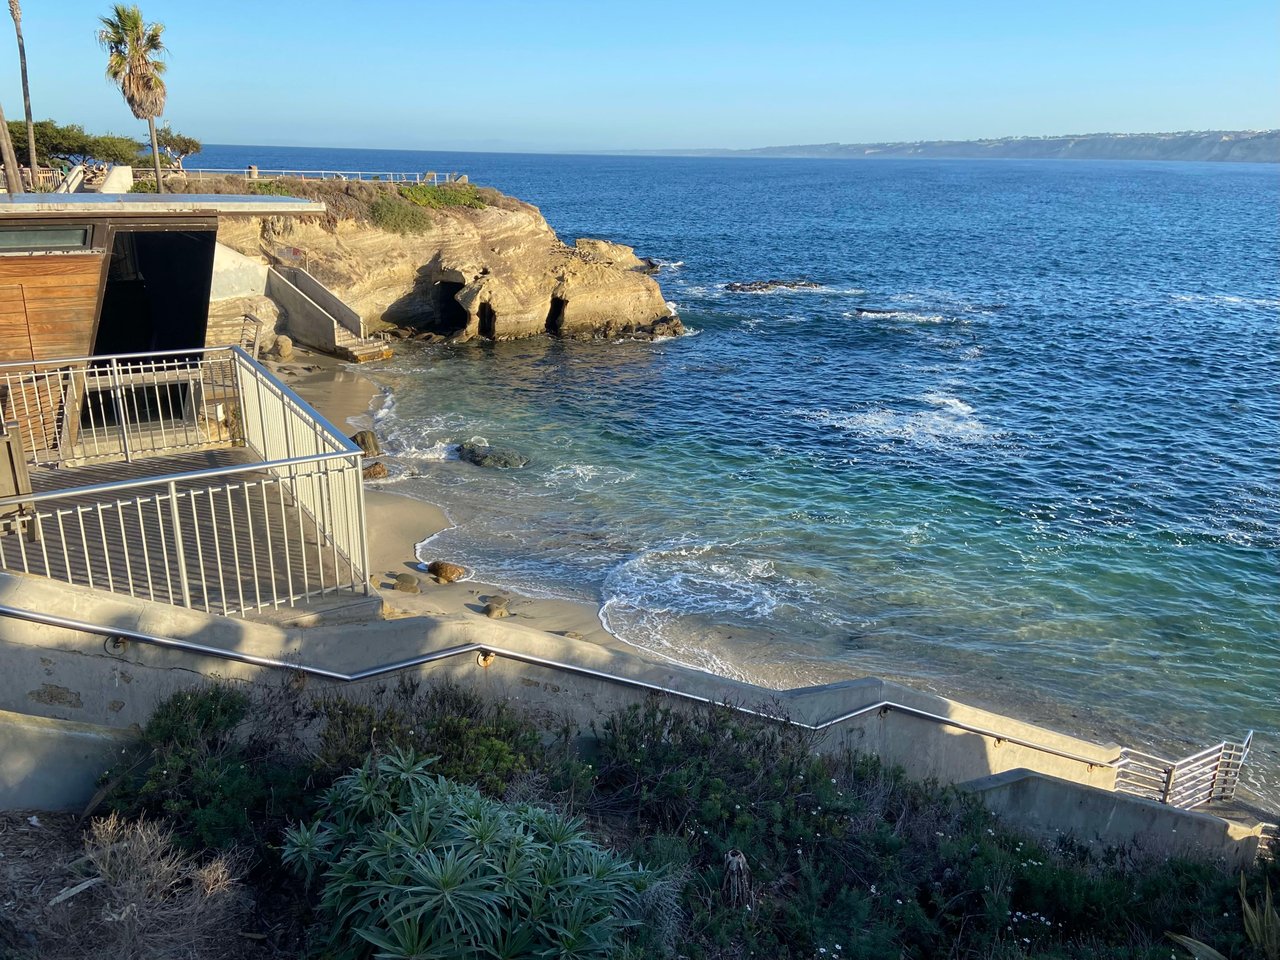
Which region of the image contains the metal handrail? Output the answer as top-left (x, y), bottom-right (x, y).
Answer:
top-left (1115, 733), bottom-right (1254, 808)
top-left (232, 347), bottom-right (361, 457)
top-left (0, 449), bottom-right (356, 508)
top-left (0, 346), bottom-right (369, 615)
top-left (0, 602), bottom-right (1123, 771)
top-left (0, 344), bottom-right (232, 368)
top-left (0, 345), bottom-right (361, 458)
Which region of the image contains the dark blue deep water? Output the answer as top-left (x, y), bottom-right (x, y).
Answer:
top-left (204, 146), bottom-right (1280, 800)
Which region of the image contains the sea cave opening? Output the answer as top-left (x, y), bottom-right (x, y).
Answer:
top-left (478, 302), bottom-right (497, 339)
top-left (434, 281), bottom-right (468, 332)
top-left (545, 296), bottom-right (567, 335)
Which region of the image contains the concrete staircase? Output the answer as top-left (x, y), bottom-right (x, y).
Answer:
top-left (335, 325), bottom-right (392, 363)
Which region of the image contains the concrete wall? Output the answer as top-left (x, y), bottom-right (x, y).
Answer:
top-left (966, 769), bottom-right (1264, 869)
top-left (210, 242), bottom-right (269, 301)
top-left (266, 268), bottom-right (338, 352)
top-left (281, 267), bottom-right (364, 338)
top-left (0, 708), bottom-right (134, 811)
top-left (0, 573), bottom-right (1123, 791)
top-left (98, 165), bottom-right (134, 194)
top-left (0, 570), bottom-right (1260, 864)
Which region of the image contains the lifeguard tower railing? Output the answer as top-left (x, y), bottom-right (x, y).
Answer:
top-left (0, 346), bottom-right (369, 616)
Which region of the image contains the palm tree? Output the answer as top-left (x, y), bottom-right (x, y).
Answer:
top-left (97, 4), bottom-right (166, 193)
top-left (0, 99), bottom-right (23, 193)
top-left (9, 1), bottom-right (37, 189)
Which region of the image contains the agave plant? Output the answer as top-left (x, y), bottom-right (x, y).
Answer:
top-left (283, 748), bottom-right (654, 960)
top-left (1169, 874), bottom-right (1280, 960)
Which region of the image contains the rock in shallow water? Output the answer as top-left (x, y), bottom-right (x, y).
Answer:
top-left (724, 279), bottom-right (822, 293)
top-left (458, 440), bottom-right (529, 469)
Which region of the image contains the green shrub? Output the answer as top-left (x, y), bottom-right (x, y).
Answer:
top-left (399, 182), bottom-right (486, 210)
top-left (311, 678), bottom-right (549, 795)
top-left (127, 179), bottom-right (157, 193)
top-left (104, 684), bottom-right (306, 850)
top-left (592, 699), bottom-right (1278, 960)
top-left (369, 195), bottom-right (434, 234)
top-left (283, 749), bottom-right (654, 960)
top-left (246, 179), bottom-right (299, 197)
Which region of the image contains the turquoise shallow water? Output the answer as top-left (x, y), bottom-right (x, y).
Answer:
top-left (207, 147), bottom-right (1280, 801)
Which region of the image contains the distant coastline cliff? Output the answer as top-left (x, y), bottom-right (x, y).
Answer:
top-left (653, 130), bottom-right (1280, 164)
top-left (178, 177), bottom-right (680, 342)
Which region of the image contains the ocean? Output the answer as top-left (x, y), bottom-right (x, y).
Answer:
top-left (200, 145), bottom-right (1280, 802)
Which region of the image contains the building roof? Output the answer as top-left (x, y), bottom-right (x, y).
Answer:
top-left (0, 193), bottom-right (326, 217)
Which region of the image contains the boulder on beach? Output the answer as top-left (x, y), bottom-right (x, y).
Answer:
top-left (458, 440), bottom-right (529, 469)
top-left (483, 597), bottom-right (511, 619)
top-left (427, 560), bottom-right (467, 584)
top-left (393, 573), bottom-right (420, 594)
top-left (362, 461), bottom-right (388, 481)
top-left (268, 334), bottom-right (294, 361)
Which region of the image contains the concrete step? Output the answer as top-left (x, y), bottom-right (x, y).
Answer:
top-left (338, 343), bottom-right (394, 363)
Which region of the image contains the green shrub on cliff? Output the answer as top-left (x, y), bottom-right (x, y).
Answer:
top-left (399, 181), bottom-right (486, 210)
top-left (106, 683), bottom-right (1280, 959)
top-left (369, 195), bottom-right (434, 234)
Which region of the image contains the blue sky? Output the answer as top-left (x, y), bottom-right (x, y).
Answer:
top-left (3, 0), bottom-right (1277, 152)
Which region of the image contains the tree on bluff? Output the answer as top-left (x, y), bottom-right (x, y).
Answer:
top-left (7, 119), bottom-right (143, 167)
top-left (156, 123), bottom-right (200, 168)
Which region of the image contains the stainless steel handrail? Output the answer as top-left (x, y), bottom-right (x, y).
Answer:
top-left (0, 449), bottom-right (358, 509)
top-left (0, 602), bottom-right (1123, 771)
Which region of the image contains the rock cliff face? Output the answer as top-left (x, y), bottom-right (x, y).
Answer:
top-left (214, 186), bottom-right (681, 342)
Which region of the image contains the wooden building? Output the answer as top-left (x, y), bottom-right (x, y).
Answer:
top-left (0, 193), bottom-right (323, 364)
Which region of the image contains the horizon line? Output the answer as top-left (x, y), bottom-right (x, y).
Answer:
top-left (197, 128), bottom-right (1280, 158)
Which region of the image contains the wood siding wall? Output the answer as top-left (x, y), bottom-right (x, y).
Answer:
top-left (0, 254), bottom-right (105, 363)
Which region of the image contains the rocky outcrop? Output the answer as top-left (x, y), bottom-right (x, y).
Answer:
top-left (215, 187), bottom-right (681, 343)
top-left (458, 440), bottom-right (528, 469)
top-left (725, 279), bottom-right (822, 293)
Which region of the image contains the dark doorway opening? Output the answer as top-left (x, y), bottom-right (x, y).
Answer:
top-left (545, 296), bottom-right (567, 335)
top-left (434, 281), bottom-right (468, 332)
top-left (93, 229), bottom-right (215, 357)
top-left (478, 302), bottom-right (497, 339)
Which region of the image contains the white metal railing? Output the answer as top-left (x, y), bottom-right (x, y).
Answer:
top-left (0, 347), bottom-right (369, 616)
top-left (138, 167), bottom-right (464, 186)
top-left (1115, 732), bottom-right (1254, 808)
top-left (0, 351), bottom-right (239, 468)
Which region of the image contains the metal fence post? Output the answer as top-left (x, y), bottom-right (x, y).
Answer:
top-left (109, 357), bottom-right (133, 463)
top-left (167, 479), bottom-right (192, 608)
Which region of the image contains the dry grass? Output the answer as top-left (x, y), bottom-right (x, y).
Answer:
top-left (0, 811), bottom-right (255, 960)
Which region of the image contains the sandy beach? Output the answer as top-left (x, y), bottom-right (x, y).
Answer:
top-left (269, 349), bottom-right (618, 652)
